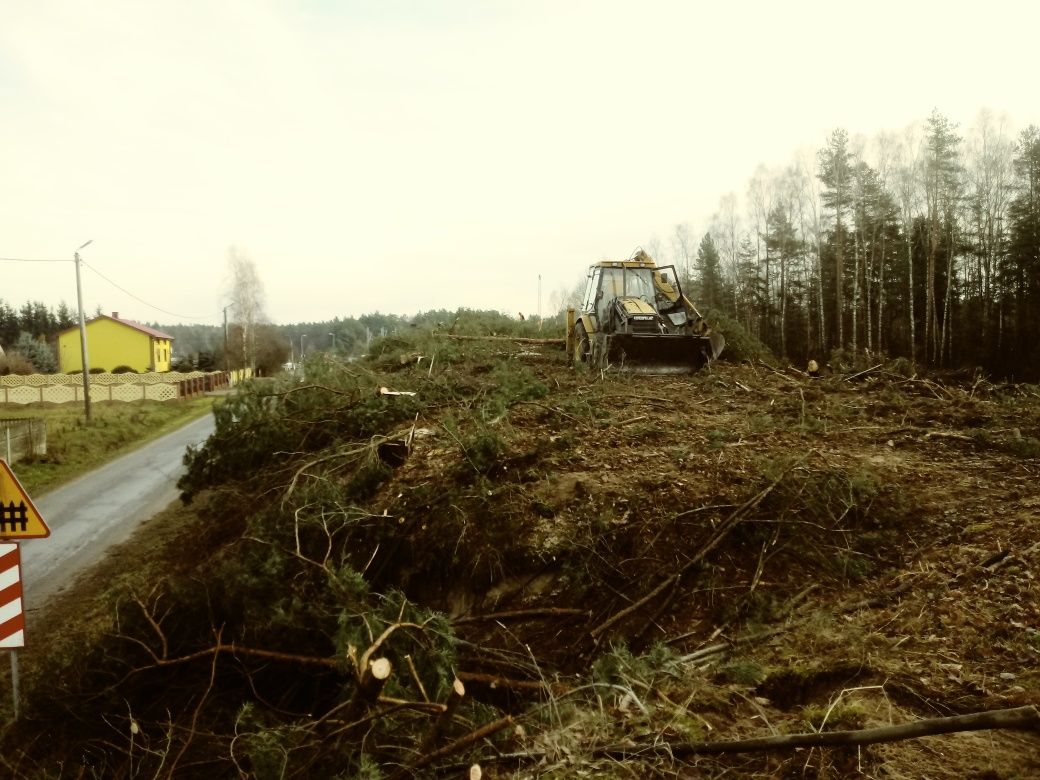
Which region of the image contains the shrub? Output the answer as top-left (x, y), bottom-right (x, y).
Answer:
top-left (701, 309), bottom-right (774, 364)
top-left (717, 659), bottom-right (766, 686)
top-left (0, 351), bottom-right (36, 375)
top-left (888, 356), bottom-right (915, 378)
top-left (12, 332), bottom-right (58, 373)
top-left (112, 365), bottom-right (138, 374)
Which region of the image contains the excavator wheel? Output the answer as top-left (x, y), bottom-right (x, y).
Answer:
top-left (573, 323), bottom-right (591, 366)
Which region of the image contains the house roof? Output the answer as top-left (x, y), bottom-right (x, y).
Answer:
top-left (57, 314), bottom-right (175, 341)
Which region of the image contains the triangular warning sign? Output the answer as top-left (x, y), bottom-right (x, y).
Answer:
top-left (0, 460), bottom-right (50, 539)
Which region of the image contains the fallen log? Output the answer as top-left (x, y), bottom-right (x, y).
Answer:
top-left (412, 715), bottom-right (513, 773)
top-left (590, 465), bottom-right (794, 640)
top-left (390, 678), bottom-right (468, 780)
top-left (437, 705), bottom-right (1040, 772)
top-left (457, 671), bottom-right (548, 693)
top-left (843, 363), bottom-right (884, 382)
top-left (440, 335), bottom-right (566, 346)
top-left (422, 677), bottom-right (466, 752)
top-left (924, 430), bottom-right (976, 443)
top-left (453, 607), bottom-right (589, 625)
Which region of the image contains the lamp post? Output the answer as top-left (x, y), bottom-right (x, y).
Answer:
top-left (74, 240), bottom-right (93, 423)
top-left (328, 332), bottom-right (336, 351)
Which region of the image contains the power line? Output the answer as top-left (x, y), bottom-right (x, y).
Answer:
top-left (0, 261), bottom-right (69, 268)
top-left (80, 261), bottom-right (211, 321)
top-left (2, 250), bottom-right (217, 322)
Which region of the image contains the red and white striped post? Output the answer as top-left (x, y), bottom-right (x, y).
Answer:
top-left (1, 542), bottom-right (24, 717)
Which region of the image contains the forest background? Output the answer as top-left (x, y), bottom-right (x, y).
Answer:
top-left (3, 109), bottom-right (1039, 381)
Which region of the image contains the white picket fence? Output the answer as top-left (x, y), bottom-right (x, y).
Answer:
top-left (0, 370), bottom-right (247, 405)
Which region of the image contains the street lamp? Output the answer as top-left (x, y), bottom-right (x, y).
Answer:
top-left (74, 240), bottom-right (93, 423)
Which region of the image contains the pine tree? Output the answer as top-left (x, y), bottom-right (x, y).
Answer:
top-left (695, 232), bottom-right (724, 311)
top-left (55, 301), bottom-right (76, 331)
top-left (13, 332), bottom-right (57, 373)
top-left (923, 110), bottom-right (962, 363)
top-left (1005, 125), bottom-right (1040, 368)
top-left (818, 129), bottom-right (853, 350)
top-left (765, 206), bottom-right (802, 357)
top-left (0, 301), bottom-right (19, 348)
top-left (735, 234), bottom-right (764, 337)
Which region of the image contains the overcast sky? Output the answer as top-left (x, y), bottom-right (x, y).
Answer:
top-left (2, 0), bottom-right (1038, 327)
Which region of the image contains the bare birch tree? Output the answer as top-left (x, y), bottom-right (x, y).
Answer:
top-left (923, 111), bottom-right (961, 364)
top-left (226, 247), bottom-right (267, 373)
top-left (747, 166), bottom-right (775, 336)
top-left (868, 131), bottom-right (900, 354)
top-left (672, 223), bottom-right (696, 287)
top-left (709, 193), bottom-right (742, 317)
top-left (894, 124), bottom-right (923, 362)
top-left (965, 109), bottom-right (1014, 354)
top-left (795, 150), bottom-right (826, 356)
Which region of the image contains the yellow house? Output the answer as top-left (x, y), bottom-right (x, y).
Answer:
top-left (57, 312), bottom-right (174, 373)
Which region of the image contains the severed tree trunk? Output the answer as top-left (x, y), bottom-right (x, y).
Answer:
top-left (344, 657), bottom-right (393, 722)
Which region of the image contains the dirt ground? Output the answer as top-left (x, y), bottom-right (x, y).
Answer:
top-left (18, 348), bottom-right (1040, 778)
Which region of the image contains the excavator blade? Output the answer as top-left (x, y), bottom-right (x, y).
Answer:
top-left (605, 334), bottom-right (715, 375)
top-left (709, 331), bottom-right (726, 361)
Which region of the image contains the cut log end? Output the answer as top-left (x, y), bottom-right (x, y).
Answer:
top-left (370, 657), bottom-right (392, 680)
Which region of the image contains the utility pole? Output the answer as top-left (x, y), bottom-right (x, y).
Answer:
top-left (74, 240), bottom-right (93, 423)
top-left (537, 273), bottom-right (542, 332)
top-left (222, 304), bottom-right (231, 373)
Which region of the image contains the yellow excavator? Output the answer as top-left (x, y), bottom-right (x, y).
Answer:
top-left (567, 250), bottom-right (724, 374)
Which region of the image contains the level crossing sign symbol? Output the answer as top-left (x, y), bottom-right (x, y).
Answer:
top-left (0, 460), bottom-right (49, 539)
top-left (1, 501), bottom-right (28, 534)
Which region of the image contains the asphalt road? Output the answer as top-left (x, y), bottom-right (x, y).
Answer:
top-left (19, 413), bottom-right (216, 610)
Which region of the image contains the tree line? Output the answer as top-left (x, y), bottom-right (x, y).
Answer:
top-left (0, 296), bottom-right (521, 376)
top-left (0, 298), bottom-right (78, 373)
top-left (652, 109), bottom-right (1040, 380)
top-left (11, 110), bottom-right (1039, 382)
